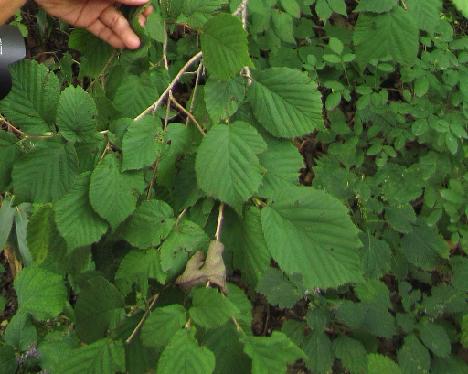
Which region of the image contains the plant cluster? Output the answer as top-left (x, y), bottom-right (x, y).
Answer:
top-left (0, 0), bottom-right (467, 373)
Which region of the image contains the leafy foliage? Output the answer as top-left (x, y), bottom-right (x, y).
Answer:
top-left (0, 1), bottom-right (467, 373)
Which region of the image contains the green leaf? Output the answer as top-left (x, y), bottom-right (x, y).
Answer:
top-left (201, 14), bottom-right (252, 80)
top-left (385, 204), bottom-right (417, 233)
top-left (27, 204), bottom-right (60, 263)
top-left (141, 305), bottom-right (187, 347)
top-left (452, 0), bottom-right (468, 17)
top-left (55, 173), bottom-right (108, 251)
top-left (12, 141), bottom-right (79, 203)
top-left (89, 154), bottom-right (143, 229)
top-left (367, 354), bottom-right (401, 374)
top-left (361, 233), bottom-right (392, 279)
top-left (407, 0), bottom-right (442, 33)
top-left (115, 249), bottom-right (166, 295)
top-left (69, 29), bottom-right (113, 79)
top-left (14, 265), bottom-right (67, 320)
top-left (160, 219), bottom-right (209, 273)
top-left (195, 122), bottom-right (266, 209)
top-left (397, 335), bottom-right (431, 374)
top-left (304, 331), bottom-right (334, 374)
top-left (0, 60), bottom-right (59, 134)
top-left (0, 132), bottom-right (18, 190)
top-left (204, 77), bottom-right (245, 123)
top-left (333, 336), bottom-right (368, 374)
top-left (400, 224), bottom-right (450, 270)
top-left (122, 116), bottom-right (165, 171)
top-left (57, 86), bottom-right (97, 143)
top-left (280, 0), bottom-right (301, 18)
top-left (0, 197), bottom-right (16, 250)
top-left (418, 322), bottom-right (451, 358)
top-left (256, 268), bottom-right (302, 308)
top-left (157, 329), bottom-right (216, 374)
top-left (249, 68), bottom-right (323, 138)
top-left (57, 339), bottom-right (125, 374)
top-left (355, 0), bottom-right (398, 13)
top-left (112, 73), bottom-right (161, 118)
top-left (120, 199), bottom-right (174, 249)
top-left (75, 275), bottom-right (124, 343)
top-left (258, 140), bottom-right (303, 198)
top-left (4, 312), bottom-right (37, 351)
top-left (354, 7), bottom-right (419, 65)
top-left (189, 287), bottom-right (239, 328)
top-left (223, 207), bottom-right (271, 286)
top-left (261, 187), bottom-right (362, 289)
top-left (241, 331), bottom-right (304, 374)
top-left (0, 345), bottom-right (17, 374)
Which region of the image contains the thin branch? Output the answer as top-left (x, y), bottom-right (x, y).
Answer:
top-left (126, 292), bottom-right (161, 344)
top-left (186, 63), bottom-right (204, 126)
top-left (215, 203), bottom-right (225, 241)
top-left (162, 20), bottom-right (169, 70)
top-left (134, 51), bottom-right (203, 121)
top-left (168, 91), bottom-right (206, 136)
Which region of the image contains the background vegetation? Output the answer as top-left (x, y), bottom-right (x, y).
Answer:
top-left (0, 0), bottom-right (467, 373)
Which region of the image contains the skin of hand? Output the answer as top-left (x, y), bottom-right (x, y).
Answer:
top-left (0, 0), bottom-right (27, 25)
top-left (34, 0), bottom-right (154, 49)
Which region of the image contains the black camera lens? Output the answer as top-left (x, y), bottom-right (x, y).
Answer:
top-left (0, 25), bottom-right (26, 100)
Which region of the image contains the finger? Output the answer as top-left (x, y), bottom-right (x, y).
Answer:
top-left (100, 6), bottom-right (141, 49)
top-left (115, 0), bottom-right (150, 5)
top-left (87, 19), bottom-right (126, 49)
top-left (138, 6), bottom-right (154, 27)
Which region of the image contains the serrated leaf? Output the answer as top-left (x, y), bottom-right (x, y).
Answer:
top-left (223, 207), bottom-right (271, 286)
top-left (241, 331), bottom-right (304, 374)
top-left (57, 86), bottom-right (97, 143)
top-left (157, 329), bottom-right (216, 374)
top-left (115, 249), bottom-right (166, 295)
top-left (120, 199), bottom-right (174, 249)
top-left (367, 354), bottom-right (401, 374)
top-left (122, 116), bottom-right (165, 171)
top-left (141, 305), bottom-right (186, 347)
top-left (407, 0), bottom-right (442, 33)
top-left (249, 68), bottom-right (323, 138)
top-left (418, 322), bottom-right (451, 358)
top-left (258, 140), bottom-right (303, 197)
top-left (4, 312), bottom-right (37, 351)
top-left (55, 173), bottom-right (108, 251)
top-left (256, 268), bottom-right (302, 308)
top-left (385, 204), bottom-right (417, 233)
top-left (75, 275), bottom-right (124, 343)
top-left (304, 331), bottom-right (334, 374)
top-left (189, 287), bottom-right (239, 328)
top-left (354, 7), bottom-right (419, 65)
top-left (261, 187), bottom-right (362, 289)
top-left (89, 154), bottom-right (143, 229)
top-left (196, 122), bottom-right (266, 209)
top-left (160, 219), bottom-right (209, 273)
top-left (57, 339), bottom-right (125, 374)
top-left (0, 60), bottom-right (59, 134)
top-left (204, 77), bottom-right (245, 123)
top-left (14, 265), bottom-right (67, 320)
top-left (361, 232), bottom-right (392, 279)
top-left (333, 336), bottom-right (367, 374)
top-left (201, 14), bottom-right (252, 80)
top-left (27, 205), bottom-right (61, 263)
top-left (397, 335), bottom-right (431, 374)
top-left (12, 141), bottom-right (79, 203)
top-left (0, 345), bottom-right (17, 374)
top-left (400, 224), bottom-right (450, 270)
top-left (0, 132), bottom-right (18, 190)
top-left (355, 0), bottom-right (398, 13)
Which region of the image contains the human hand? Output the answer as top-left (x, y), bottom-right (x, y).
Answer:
top-left (34, 0), bottom-right (154, 49)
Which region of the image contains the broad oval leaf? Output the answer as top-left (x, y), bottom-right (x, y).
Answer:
top-left (195, 122), bottom-right (266, 209)
top-left (249, 68), bottom-right (323, 138)
top-left (261, 187), bottom-right (362, 289)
